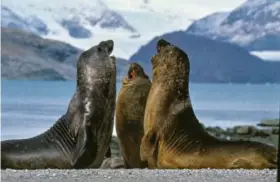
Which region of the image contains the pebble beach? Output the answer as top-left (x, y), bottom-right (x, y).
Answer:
top-left (1, 169), bottom-right (277, 182)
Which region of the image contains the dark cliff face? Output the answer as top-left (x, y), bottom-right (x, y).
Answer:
top-left (130, 31), bottom-right (280, 83)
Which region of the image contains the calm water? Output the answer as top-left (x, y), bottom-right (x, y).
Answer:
top-left (1, 80), bottom-right (280, 141)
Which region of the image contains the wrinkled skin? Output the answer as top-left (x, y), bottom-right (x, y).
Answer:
top-left (1, 40), bottom-right (116, 169)
top-left (116, 63), bottom-right (151, 168)
top-left (140, 38), bottom-right (278, 169)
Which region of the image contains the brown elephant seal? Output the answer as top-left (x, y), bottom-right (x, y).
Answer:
top-left (1, 40), bottom-right (116, 169)
top-left (100, 157), bottom-right (125, 169)
top-left (140, 38), bottom-right (278, 169)
top-left (116, 63), bottom-right (151, 168)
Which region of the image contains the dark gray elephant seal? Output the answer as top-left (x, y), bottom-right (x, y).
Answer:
top-left (140, 39), bottom-right (277, 169)
top-left (1, 40), bottom-right (116, 169)
top-left (116, 63), bottom-right (151, 168)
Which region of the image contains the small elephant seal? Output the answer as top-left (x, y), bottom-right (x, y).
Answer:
top-left (1, 40), bottom-right (116, 169)
top-left (140, 39), bottom-right (278, 169)
top-left (116, 63), bottom-right (151, 168)
top-left (99, 157), bottom-right (125, 169)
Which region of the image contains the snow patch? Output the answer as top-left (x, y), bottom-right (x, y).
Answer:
top-left (250, 51), bottom-right (280, 61)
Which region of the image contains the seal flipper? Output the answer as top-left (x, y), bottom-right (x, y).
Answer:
top-left (140, 128), bottom-right (159, 167)
top-left (71, 124), bottom-right (97, 168)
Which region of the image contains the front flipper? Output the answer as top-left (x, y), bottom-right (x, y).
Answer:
top-left (71, 124), bottom-right (97, 168)
top-left (140, 128), bottom-right (159, 167)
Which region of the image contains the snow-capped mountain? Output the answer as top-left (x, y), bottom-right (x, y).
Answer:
top-left (1, 0), bottom-right (142, 59)
top-left (186, 0), bottom-right (280, 54)
top-left (3, 0), bottom-right (273, 60)
top-left (1, 0), bottom-right (193, 59)
top-left (2, 0), bottom-right (237, 59)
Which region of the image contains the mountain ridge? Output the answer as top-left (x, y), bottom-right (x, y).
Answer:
top-left (1, 27), bottom-right (129, 81)
top-left (186, 0), bottom-right (280, 51)
top-left (130, 30), bottom-right (280, 83)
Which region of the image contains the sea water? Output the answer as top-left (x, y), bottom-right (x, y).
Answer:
top-left (1, 80), bottom-right (280, 141)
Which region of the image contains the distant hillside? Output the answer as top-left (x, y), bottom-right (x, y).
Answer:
top-left (130, 31), bottom-right (280, 83)
top-left (1, 27), bottom-right (129, 81)
top-left (3, 27), bottom-right (279, 83)
top-left (1, 27), bottom-right (81, 80)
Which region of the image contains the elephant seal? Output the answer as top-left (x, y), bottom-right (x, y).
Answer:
top-left (1, 40), bottom-right (116, 169)
top-left (116, 63), bottom-right (151, 168)
top-left (140, 39), bottom-right (278, 169)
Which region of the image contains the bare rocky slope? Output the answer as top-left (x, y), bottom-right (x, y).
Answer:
top-left (1, 27), bottom-right (129, 81)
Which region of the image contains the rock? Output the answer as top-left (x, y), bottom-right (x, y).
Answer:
top-left (100, 157), bottom-right (124, 169)
top-left (109, 136), bottom-right (122, 157)
top-left (254, 129), bottom-right (270, 137)
top-left (233, 125), bottom-right (257, 135)
top-left (257, 119), bottom-right (279, 127)
top-left (226, 128), bottom-right (235, 134)
top-left (61, 18), bottom-right (92, 39)
top-left (205, 126), bottom-right (227, 138)
top-left (272, 128), bottom-right (279, 135)
top-left (205, 126), bottom-right (225, 134)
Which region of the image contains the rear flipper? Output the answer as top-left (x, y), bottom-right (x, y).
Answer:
top-left (71, 125), bottom-right (97, 168)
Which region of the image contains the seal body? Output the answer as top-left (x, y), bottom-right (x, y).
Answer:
top-left (140, 39), bottom-right (278, 169)
top-left (116, 63), bottom-right (151, 168)
top-left (1, 40), bottom-right (116, 169)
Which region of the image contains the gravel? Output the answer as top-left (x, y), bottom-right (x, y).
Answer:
top-left (1, 169), bottom-right (277, 182)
